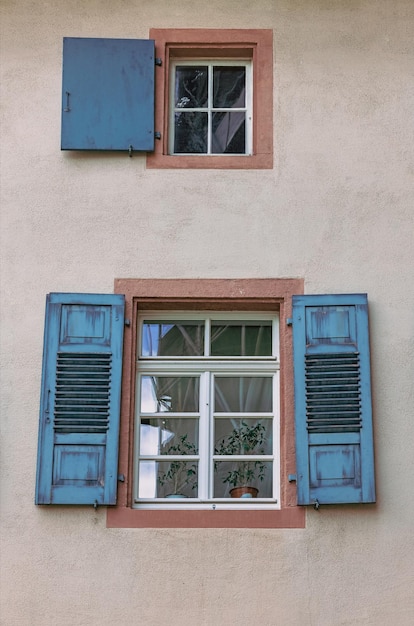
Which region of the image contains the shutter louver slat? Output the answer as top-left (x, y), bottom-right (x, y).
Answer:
top-left (54, 352), bottom-right (111, 433)
top-left (305, 352), bottom-right (362, 433)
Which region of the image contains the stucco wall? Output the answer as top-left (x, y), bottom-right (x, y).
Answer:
top-left (1, 1), bottom-right (413, 624)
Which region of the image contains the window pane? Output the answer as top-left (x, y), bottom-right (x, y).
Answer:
top-left (211, 321), bottom-right (272, 356)
top-left (139, 461), bottom-right (198, 499)
top-left (175, 66), bottom-right (208, 108)
top-left (140, 376), bottom-right (199, 413)
top-left (213, 67), bottom-right (246, 108)
top-left (142, 321), bottom-right (204, 357)
top-left (214, 376), bottom-right (272, 412)
top-left (140, 418), bottom-right (199, 455)
top-left (211, 112), bottom-right (245, 154)
top-left (214, 418), bottom-right (272, 456)
top-left (174, 112), bottom-right (208, 153)
top-left (214, 461), bottom-right (272, 498)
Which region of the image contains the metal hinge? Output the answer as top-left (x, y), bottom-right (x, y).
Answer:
top-left (155, 58), bottom-right (162, 66)
top-left (286, 318), bottom-right (293, 326)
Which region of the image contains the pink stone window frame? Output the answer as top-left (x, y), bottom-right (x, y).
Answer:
top-left (146, 29), bottom-right (273, 170)
top-left (107, 278), bottom-right (305, 529)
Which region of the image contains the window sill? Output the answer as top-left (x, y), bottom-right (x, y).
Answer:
top-left (107, 506), bottom-right (305, 529)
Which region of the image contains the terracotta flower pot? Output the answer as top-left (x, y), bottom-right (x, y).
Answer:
top-left (230, 486), bottom-right (259, 498)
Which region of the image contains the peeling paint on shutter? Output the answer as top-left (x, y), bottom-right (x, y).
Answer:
top-left (35, 293), bottom-right (125, 505)
top-left (292, 294), bottom-right (376, 505)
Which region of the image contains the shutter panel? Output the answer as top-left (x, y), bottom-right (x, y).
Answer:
top-left (61, 38), bottom-right (155, 151)
top-left (292, 294), bottom-right (375, 505)
top-left (35, 293), bottom-right (125, 505)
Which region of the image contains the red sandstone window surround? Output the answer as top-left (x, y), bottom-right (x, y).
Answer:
top-left (107, 278), bottom-right (305, 529)
top-left (146, 29), bottom-right (273, 170)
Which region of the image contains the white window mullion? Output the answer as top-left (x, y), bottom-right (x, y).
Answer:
top-left (207, 64), bottom-right (213, 155)
top-left (197, 371), bottom-right (210, 500)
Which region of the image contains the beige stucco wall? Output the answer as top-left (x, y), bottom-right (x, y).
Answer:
top-left (1, 1), bottom-right (413, 624)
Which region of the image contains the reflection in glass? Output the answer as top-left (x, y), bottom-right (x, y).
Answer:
top-left (214, 461), bottom-right (272, 498)
top-left (140, 376), bottom-right (199, 413)
top-left (139, 461), bottom-right (198, 499)
top-left (214, 377), bottom-right (272, 412)
top-left (214, 418), bottom-right (272, 456)
top-left (213, 66), bottom-right (246, 108)
top-left (142, 321), bottom-right (204, 357)
top-left (211, 321), bottom-right (272, 356)
top-left (174, 112), bottom-right (208, 153)
top-left (212, 112), bottom-right (245, 154)
top-left (175, 66), bottom-right (208, 108)
top-left (140, 419), bottom-right (199, 455)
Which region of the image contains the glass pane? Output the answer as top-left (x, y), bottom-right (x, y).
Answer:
top-left (142, 321), bottom-right (204, 357)
top-left (214, 376), bottom-right (272, 412)
top-left (213, 66), bottom-right (246, 108)
top-left (214, 418), bottom-right (272, 456)
top-left (214, 461), bottom-right (272, 498)
top-left (140, 376), bottom-right (199, 413)
top-left (174, 112), bottom-right (208, 153)
top-left (139, 461), bottom-right (198, 499)
top-left (140, 418), bottom-right (199, 455)
top-left (175, 66), bottom-right (208, 108)
top-left (211, 321), bottom-right (272, 356)
top-left (211, 112), bottom-right (245, 154)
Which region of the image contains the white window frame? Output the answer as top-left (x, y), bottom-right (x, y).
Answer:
top-left (133, 312), bottom-right (280, 510)
top-left (168, 60), bottom-right (253, 156)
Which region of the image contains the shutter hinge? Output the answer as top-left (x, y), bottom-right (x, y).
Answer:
top-left (154, 132), bottom-right (161, 140)
top-left (288, 474), bottom-right (297, 482)
top-left (117, 474), bottom-right (125, 482)
top-left (155, 58), bottom-right (162, 66)
top-left (124, 319), bottom-right (130, 327)
top-left (286, 317), bottom-right (293, 326)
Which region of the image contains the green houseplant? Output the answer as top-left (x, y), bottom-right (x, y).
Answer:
top-left (215, 420), bottom-right (267, 497)
top-left (157, 433), bottom-right (198, 497)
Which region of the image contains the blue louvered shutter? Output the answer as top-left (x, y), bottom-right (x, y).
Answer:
top-left (292, 294), bottom-right (375, 505)
top-left (61, 38), bottom-right (155, 151)
top-left (35, 293), bottom-right (125, 505)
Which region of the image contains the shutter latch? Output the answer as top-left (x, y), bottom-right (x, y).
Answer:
top-left (313, 499), bottom-right (320, 511)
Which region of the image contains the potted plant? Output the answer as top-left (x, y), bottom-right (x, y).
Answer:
top-left (157, 433), bottom-right (198, 498)
top-left (214, 420), bottom-right (267, 498)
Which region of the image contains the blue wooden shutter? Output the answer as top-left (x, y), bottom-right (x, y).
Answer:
top-left (292, 294), bottom-right (375, 505)
top-left (35, 293), bottom-right (125, 505)
top-left (61, 38), bottom-right (155, 151)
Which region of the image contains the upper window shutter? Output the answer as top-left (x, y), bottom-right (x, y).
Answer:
top-left (292, 294), bottom-right (375, 506)
top-left (35, 293), bottom-right (125, 505)
top-left (61, 37), bottom-right (155, 151)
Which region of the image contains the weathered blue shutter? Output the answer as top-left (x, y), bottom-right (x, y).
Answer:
top-left (292, 294), bottom-right (375, 505)
top-left (35, 293), bottom-right (125, 505)
top-left (61, 38), bottom-right (155, 151)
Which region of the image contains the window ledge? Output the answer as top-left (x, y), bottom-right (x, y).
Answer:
top-left (107, 506), bottom-right (305, 529)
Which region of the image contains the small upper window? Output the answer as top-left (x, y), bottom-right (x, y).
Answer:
top-left (169, 60), bottom-right (252, 156)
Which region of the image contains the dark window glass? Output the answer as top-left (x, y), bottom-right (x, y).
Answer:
top-left (211, 322), bottom-right (272, 356)
top-left (175, 66), bottom-right (208, 108)
top-left (174, 112), bottom-right (208, 153)
top-left (213, 66), bottom-right (246, 108)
